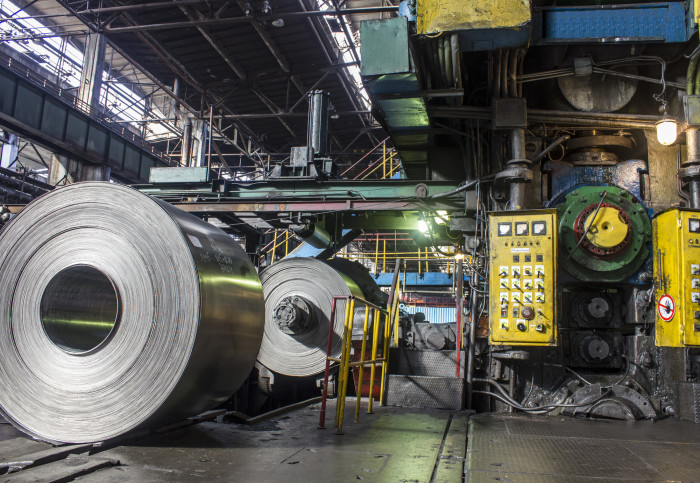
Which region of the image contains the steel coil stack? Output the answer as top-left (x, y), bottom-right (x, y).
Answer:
top-left (257, 257), bottom-right (385, 380)
top-left (0, 182), bottom-right (265, 444)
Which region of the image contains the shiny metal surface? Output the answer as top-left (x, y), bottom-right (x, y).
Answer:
top-left (0, 182), bottom-right (265, 444)
top-left (258, 257), bottom-right (369, 377)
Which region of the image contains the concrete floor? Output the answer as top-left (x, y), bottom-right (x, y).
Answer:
top-left (2, 403), bottom-right (700, 482)
top-left (1, 400), bottom-right (468, 482)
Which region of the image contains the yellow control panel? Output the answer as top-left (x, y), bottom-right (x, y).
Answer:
top-left (488, 210), bottom-right (558, 346)
top-left (654, 209), bottom-right (700, 347)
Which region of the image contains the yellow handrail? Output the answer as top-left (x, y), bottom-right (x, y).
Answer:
top-left (319, 295), bottom-right (392, 435)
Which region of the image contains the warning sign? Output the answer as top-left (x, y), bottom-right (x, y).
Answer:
top-left (658, 294), bottom-right (675, 322)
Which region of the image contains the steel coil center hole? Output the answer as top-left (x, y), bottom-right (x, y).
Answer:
top-left (40, 266), bottom-right (120, 354)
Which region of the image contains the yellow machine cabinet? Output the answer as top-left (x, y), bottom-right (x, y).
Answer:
top-left (654, 209), bottom-right (700, 347)
top-left (488, 210), bottom-right (558, 346)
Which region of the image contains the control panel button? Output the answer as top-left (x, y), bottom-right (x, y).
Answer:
top-left (692, 264), bottom-right (700, 275)
top-left (521, 306), bottom-right (535, 320)
top-left (499, 266), bottom-right (509, 277)
top-left (535, 265), bottom-right (545, 277)
top-left (535, 293), bottom-right (545, 303)
top-left (512, 307), bottom-right (519, 318)
top-left (511, 267), bottom-right (521, 277)
top-left (500, 292), bottom-right (509, 304)
top-left (523, 266), bottom-right (532, 276)
top-left (693, 292), bottom-right (700, 304)
top-left (535, 324), bottom-right (545, 332)
top-left (523, 279), bottom-right (533, 290)
top-left (523, 293), bottom-right (533, 304)
top-left (516, 321), bottom-right (527, 332)
top-left (693, 279), bottom-right (700, 289)
top-left (500, 319), bottom-right (509, 330)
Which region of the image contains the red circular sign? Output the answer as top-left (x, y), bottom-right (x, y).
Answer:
top-left (658, 294), bottom-right (675, 322)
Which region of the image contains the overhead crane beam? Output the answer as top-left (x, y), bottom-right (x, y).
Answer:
top-left (0, 55), bottom-right (169, 183)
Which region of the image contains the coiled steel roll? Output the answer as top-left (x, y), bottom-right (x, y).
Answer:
top-left (0, 182), bottom-right (265, 444)
top-left (258, 257), bottom-right (385, 377)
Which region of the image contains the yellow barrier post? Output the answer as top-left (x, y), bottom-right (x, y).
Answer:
top-left (382, 240), bottom-right (387, 274)
top-left (380, 310), bottom-right (391, 406)
top-left (335, 298), bottom-right (354, 429)
top-left (368, 308), bottom-right (380, 414)
top-left (271, 229), bottom-right (278, 264)
top-left (392, 282), bottom-right (400, 346)
top-left (374, 235), bottom-right (379, 276)
top-left (336, 298), bottom-right (355, 435)
top-left (355, 305), bottom-right (371, 423)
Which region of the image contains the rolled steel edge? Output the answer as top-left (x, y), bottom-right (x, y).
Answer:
top-left (0, 182), bottom-right (265, 443)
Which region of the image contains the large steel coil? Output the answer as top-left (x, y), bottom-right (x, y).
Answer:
top-left (258, 257), bottom-right (385, 377)
top-left (0, 182), bottom-right (265, 444)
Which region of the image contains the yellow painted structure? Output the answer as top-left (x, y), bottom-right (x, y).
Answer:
top-left (654, 209), bottom-right (700, 347)
top-left (488, 210), bottom-right (557, 346)
top-left (417, 0), bottom-right (531, 35)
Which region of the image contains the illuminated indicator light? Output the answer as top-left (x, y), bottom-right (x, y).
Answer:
top-left (656, 118), bottom-right (678, 146)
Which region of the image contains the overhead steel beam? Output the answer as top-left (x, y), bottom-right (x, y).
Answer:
top-left (233, 0), bottom-right (306, 96)
top-left (178, 6), bottom-right (248, 80)
top-left (77, 1), bottom-right (228, 15)
top-left (250, 88), bottom-right (297, 137)
top-left (219, 110), bottom-right (371, 119)
top-left (116, 11), bottom-right (266, 161)
top-left (169, 199), bottom-right (465, 213)
top-left (103, 7), bottom-right (399, 33)
top-left (428, 106), bottom-right (661, 128)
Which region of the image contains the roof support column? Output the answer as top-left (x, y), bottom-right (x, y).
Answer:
top-left (0, 134), bottom-right (19, 169)
top-left (77, 32), bottom-right (106, 115)
top-left (49, 154), bottom-right (110, 185)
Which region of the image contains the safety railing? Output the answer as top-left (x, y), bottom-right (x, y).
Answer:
top-left (319, 295), bottom-right (391, 434)
top-left (260, 229), bottom-right (292, 263)
top-left (0, 50), bottom-right (172, 165)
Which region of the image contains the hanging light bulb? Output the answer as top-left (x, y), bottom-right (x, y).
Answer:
top-left (454, 247), bottom-right (465, 261)
top-left (656, 117), bottom-right (678, 146)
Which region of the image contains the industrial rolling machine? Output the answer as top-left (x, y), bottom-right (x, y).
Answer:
top-left (358, 0), bottom-right (700, 421)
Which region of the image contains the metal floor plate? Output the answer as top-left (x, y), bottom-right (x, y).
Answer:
top-left (466, 413), bottom-right (700, 482)
top-left (0, 401), bottom-right (469, 482)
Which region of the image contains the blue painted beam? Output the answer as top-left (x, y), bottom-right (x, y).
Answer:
top-left (535, 2), bottom-right (691, 43)
top-left (373, 271), bottom-right (468, 287)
